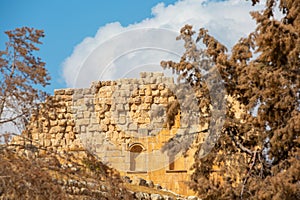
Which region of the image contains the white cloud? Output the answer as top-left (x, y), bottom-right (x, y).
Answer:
top-left (62, 0), bottom-right (264, 88)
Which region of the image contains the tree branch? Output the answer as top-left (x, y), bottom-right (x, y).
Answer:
top-left (227, 128), bottom-right (254, 155)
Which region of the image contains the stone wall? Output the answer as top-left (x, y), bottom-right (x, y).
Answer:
top-left (12, 72), bottom-right (211, 196)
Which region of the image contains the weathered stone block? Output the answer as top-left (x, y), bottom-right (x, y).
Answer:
top-left (150, 77), bottom-right (157, 84)
top-left (54, 89), bottom-right (65, 95)
top-left (159, 97), bottom-right (168, 104)
top-left (131, 104), bottom-right (138, 111)
top-left (152, 90), bottom-right (160, 96)
top-left (80, 125), bottom-right (86, 133)
top-left (67, 120), bottom-right (75, 126)
top-left (130, 88), bottom-right (138, 98)
top-left (145, 96), bottom-right (153, 104)
top-left (108, 124), bottom-right (115, 131)
top-left (44, 138), bottom-right (52, 147)
top-left (100, 124), bottom-right (108, 132)
top-left (56, 132), bottom-right (63, 140)
top-left (139, 89), bottom-right (145, 96)
top-left (154, 97), bottom-right (160, 104)
top-left (141, 103), bottom-right (150, 110)
top-left (49, 113), bottom-right (56, 120)
top-left (145, 86), bottom-right (152, 96)
top-left (128, 123), bottom-right (137, 131)
top-left (115, 103), bottom-right (123, 111)
top-left (49, 126), bottom-right (60, 134)
top-left (158, 83), bottom-right (165, 90)
top-left (82, 88), bottom-right (91, 95)
top-left (88, 125), bottom-right (100, 132)
top-left (58, 119), bottom-right (67, 126)
top-left (83, 111), bottom-right (91, 118)
top-left (135, 96), bottom-right (142, 104)
top-left (57, 113), bottom-right (65, 119)
top-left (77, 119), bottom-right (90, 126)
top-left (138, 128), bottom-right (148, 136)
top-left (64, 95), bottom-right (73, 101)
top-left (65, 126), bottom-right (73, 132)
top-left (119, 115), bottom-right (126, 124)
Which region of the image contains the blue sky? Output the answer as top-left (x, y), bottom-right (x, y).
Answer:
top-left (0, 0), bottom-right (178, 92)
top-left (0, 0), bottom-right (262, 93)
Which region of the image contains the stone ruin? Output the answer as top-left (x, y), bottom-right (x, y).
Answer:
top-left (12, 72), bottom-right (216, 196)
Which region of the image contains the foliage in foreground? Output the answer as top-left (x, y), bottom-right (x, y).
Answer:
top-left (0, 143), bottom-right (131, 200)
top-left (162, 0), bottom-right (300, 199)
top-left (0, 27), bottom-right (50, 133)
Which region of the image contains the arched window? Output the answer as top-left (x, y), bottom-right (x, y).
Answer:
top-left (129, 143), bottom-right (146, 172)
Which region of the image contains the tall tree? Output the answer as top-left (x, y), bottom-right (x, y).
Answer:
top-left (0, 27), bottom-right (50, 136)
top-left (162, 0), bottom-right (299, 199)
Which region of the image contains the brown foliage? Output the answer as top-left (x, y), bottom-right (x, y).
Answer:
top-left (0, 27), bottom-right (50, 132)
top-left (162, 0), bottom-right (300, 199)
top-left (0, 142), bottom-right (131, 200)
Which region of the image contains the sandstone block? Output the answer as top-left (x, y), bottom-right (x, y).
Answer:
top-left (145, 86), bottom-right (152, 96)
top-left (145, 96), bottom-right (153, 104)
top-left (128, 123), bottom-right (137, 131)
top-left (100, 124), bottom-right (108, 132)
top-left (49, 113), bottom-right (56, 120)
top-left (154, 97), bottom-right (160, 104)
top-left (49, 126), bottom-right (60, 134)
top-left (73, 93), bottom-right (84, 100)
top-left (138, 128), bottom-right (148, 136)
top-left (151, 84), bottom-right (158, 90)
top-left (82, 88), bottom-right (91, 95)
top-left (56, 133), bottom-right (63, 140)
top-left (54, 89), bottom-right (65, 95)
top-left (76, 112), bottom-right (83, 119)
top-left (152, 90), bottom-right (160, 96)
top-left (119, 90), bottom-right (128, 97)
top-left (77, 119), bottom-right (90, 126)
top-left (69, 132), bottom-right (76, 140)
top-left (139, 89), bottom-right (145, 96)
top-left (64, 95), bottom-right (72, 101)
top-left (158, 83), bottom-right (165, 90)
top-left (58, 119), bottom-right (67, 126)
top-left (32, 133), bottom-right (39, 140)
top-left (67, 120), bottom-right (75, 126)
top-left (120, 84), bottom-right (131, 90)
top-left (132, 88), bottom-right (139, 97)
top-left (150, 77), bottom-right (157, 84)
top-left (58, 113), bottom-right (65, 119)
top-left (134, 96), bottom-right (142, 104)
top-left (105, 98), bottom-right (112, 105)
top-left (44, 138), bottom-right (52, 147)
top-left (141, 103), bottom-right (151, 110)
top-left (88, 125), bottom-right (100, 132)
top-left (131, 104), bottom-right (138, 111)
top-left (101, 118), bottom-right (110, 125)
top-left (159, 97), bottom-right (168, 104)
top-left (119, 115), bottom-right (126, 124)
top-left (160, 88), bottom-right (170, 97)
top-left (108, 124), bottom-right (115, 131)
top-left (80, 125), bottom-right (86, 133)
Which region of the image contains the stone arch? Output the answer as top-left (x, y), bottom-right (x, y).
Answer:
top-left (129, 143), bottom-right (146, 172)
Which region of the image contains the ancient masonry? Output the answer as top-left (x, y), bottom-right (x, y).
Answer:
top-left (13, 72), bottom-right (210, 196)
